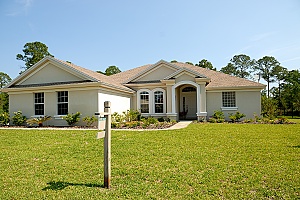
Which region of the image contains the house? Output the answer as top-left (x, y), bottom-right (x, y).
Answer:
top-left (2, 56), bottom-right (265, 126)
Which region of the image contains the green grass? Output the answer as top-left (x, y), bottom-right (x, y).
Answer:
top-left (1, 124), bottom-right (299, 199)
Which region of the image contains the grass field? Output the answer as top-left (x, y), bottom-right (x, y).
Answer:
top-left (1, 124), bottom-right (299, 199)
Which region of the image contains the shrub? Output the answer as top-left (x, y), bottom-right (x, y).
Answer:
top-left (253, 113), bottom-right (262, 123)
top-left (83, 115), bottom-right (97, 127)
top-left (211, 110), bottom-right (225, 123)
top-left (111, 121), bottom-right (121, 128)
top-left (26, 116), bottom-right (52, 127)
top-left (157, 117), bottom-right (165, 122)
top-left (63, 112), bottom-right (81, 126)
top-left (243, 118), bottom-right (253, 123)
top-left (141, 117), bottom-right (158, 127)
top-left (0, 112), bottom-right (10, 126)
top-left (208, 117), bottom-right (217, 123)
top-left (112, 112), bottom-right (124, 123)
top-left (229, 111), bottom-right (246, 122)
top-left (123, 110), bottom-right (140, 122)
top-left (124, 121), bottom-right (140, 128)
top-left (12, 111), bottom-right (27, 126)
top-left (277, 117), bottom-right (288, 124)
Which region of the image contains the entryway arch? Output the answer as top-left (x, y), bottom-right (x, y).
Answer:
top-left (171, 81), bottom-right (200, 120)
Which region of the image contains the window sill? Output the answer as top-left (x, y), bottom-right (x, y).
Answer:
top-left (221, 107), bottom-right (238, 111)
top-left (141, 113), bottom-right (166, 116)
top-left (54, 115), bottom-right (66, 119)
top-left (31, 115), bottom-right (45, 118)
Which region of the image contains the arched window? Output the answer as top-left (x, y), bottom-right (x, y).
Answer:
top-left (182, 86), bottom-right (196, 92)
top-left (154, 91), bottom-right (163, 113)
top-left (140, 91), bottom-right (149, 113)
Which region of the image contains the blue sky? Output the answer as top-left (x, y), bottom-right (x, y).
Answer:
top-left (1, 0), bottom-right (300, 79)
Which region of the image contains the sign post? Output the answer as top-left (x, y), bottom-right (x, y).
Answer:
top-left (95, 101), bottom-right (111, 189)
top-left (103, 101), bottom-right (111, 189)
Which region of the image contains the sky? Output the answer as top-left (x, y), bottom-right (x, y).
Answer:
top-left (1, 0), bottom-right (300, 80)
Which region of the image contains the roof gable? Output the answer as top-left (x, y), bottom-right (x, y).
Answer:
top-left (114, 60), bottom-right (266, 89)
top-left (127, 60), bottom-right (180, 83)
top-left (164, 68), bottom-right (208, 80)
top-left (6, 57), bottom-right (98, 88)
top-left (5, 57), bottom-right (134, 92)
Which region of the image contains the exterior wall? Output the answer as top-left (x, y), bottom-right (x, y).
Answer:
top-left (206, 91), bottom-right (222, 118)
top-left (206, 90), bottom-right (262, 120)
top-left (21, 63), bottom-right (82, 85)
top-left (8, 89), bottom-right (99, 126)
top-left (98, 90), bottom-right (131, 114)
top-left (175, 74), bottom-right (194, 83)
top-left (9, 93), bottom-right (34, 118)
top-left (138, 65), bottom-right (176, 81)
top-left (236, 91), bottom-right (261, 119)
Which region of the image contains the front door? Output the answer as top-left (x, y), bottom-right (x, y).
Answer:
top-left (180, 86), bottom-right (197, 120)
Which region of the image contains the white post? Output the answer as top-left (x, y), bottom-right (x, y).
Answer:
top-left (104, 101), bottom-right (111, 189)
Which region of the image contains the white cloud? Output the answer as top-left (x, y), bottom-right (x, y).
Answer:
top-left (250, 32), bottom-right (276, 42)
top-left (281, 56), bottom-right (300, 63)
top-left (6, 0), bottom-right (34, 16)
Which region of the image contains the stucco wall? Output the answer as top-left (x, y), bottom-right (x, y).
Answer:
top-left (206, 91), bottom-right (222, 118)
top-left (236, 91), bottom-right (261, 118)
top-left (98, 91), bottom-right (131, 114)
top-left (206, 90), bottom-right (261, 120)
top-left (21, 63), bottom-right (82, 85)
top-left (9, 93), bottom-right (34, 117)
top-left (138, 65), bottom-right (176, 81)
top-left (9, 89), bottom-right (99, 126)
top-left (175, 74), bottom-right (195, 83)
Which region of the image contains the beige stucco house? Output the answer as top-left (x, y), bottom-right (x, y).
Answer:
top-left (2, 56), bottom-right (265, 125)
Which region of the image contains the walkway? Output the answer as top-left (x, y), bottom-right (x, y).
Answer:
top-left (164, 120), bottom-right (193, 130)
top-left (112, 120), bottom-right (193, 131)
top-left (0, 121), bottom-right (193, 131)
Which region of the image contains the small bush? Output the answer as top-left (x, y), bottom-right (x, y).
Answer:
top-left (277, 117), bottom-right (288, 124)
top-left (229, 111), bottom-right (246, 122)
top-left (12, 111), bottom-right (27, 126)
top-left (208, 117), bottom-right (217, 123)
top-left (123, 110), bottom-right (140, 122)
top-left (112, 112), bottom-right (124, 123)
top-left (26, 115), bottom-right (52, 127)
top-left (0, 112), bottom-right (10, 126)
top-left (124, 121), bottom-right (140, 128)
top-left (83, 115), bottom-right (97, 127)
top-left (157, 117), bottom-right (165, 122)
top-left (210, 110), bottom-right (225, 123)
top-left (64, 112), bottom-right (81, 126)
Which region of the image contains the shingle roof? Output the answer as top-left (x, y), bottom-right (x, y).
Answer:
top-left (173, 62), bottom-right (265, 88)
top-left (51, 58), bottom-right (134, 92)
top-left (110, 61), bottom-right (265, 89)
top-left (109, 64), bottom-right (152, 84)
top-left (56, 58), bottom-right (265, 90)
top-left (3, 58), bottom-right (264, 94)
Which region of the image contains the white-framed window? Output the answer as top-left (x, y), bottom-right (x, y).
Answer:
top-left (154, 91), bottom-right (163, 113)
top-left (57, 91), bottom-right (68, 115)
top-left (34, 92), bottom-right (44, 115)
top-left (140, 91), bottom-right (150, 113)
top-left (222, 92), bottom-right (236, 107)
top-left (137, 88), bottom-right (165, 114)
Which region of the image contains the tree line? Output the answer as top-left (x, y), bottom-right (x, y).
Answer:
top-left (0, 41), bottom-right (299, 117)
top-left (182, 55), bottom-right (300, 117)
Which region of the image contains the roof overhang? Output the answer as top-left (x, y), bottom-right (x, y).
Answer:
top-left (4, 56), bottom-right (99, 89)
top-left (206, 85), bottom-right (266, 91)
top-left (126, 60), bottom-right (181, 83)
top-left (2, 81), bottom-right (135, 94)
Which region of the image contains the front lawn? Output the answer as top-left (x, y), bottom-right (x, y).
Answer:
top-left (1, 124), bottom-right (299, 199)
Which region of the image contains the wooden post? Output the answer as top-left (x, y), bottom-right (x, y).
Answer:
top-left (104, 101), bottom-right (111, 189)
